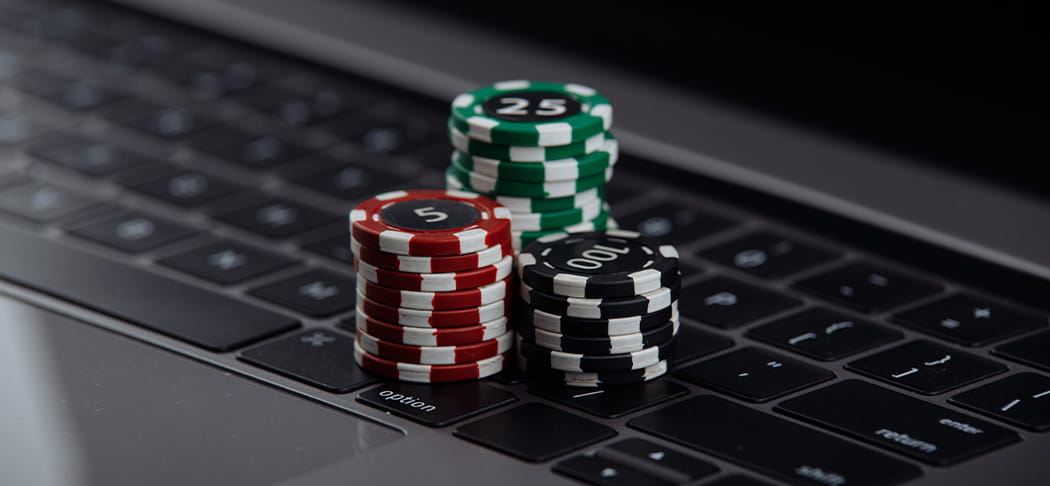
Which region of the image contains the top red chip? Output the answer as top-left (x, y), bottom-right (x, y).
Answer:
top-left (350, 190), bottom-right (512, 256)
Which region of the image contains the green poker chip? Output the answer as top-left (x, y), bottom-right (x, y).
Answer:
top-left (449, 80), bottom-right (612, 146)
top-left (512, 207), bottom-right (616, 250)
top-left (451, 135), bottom-right (618, 183)
top-left (446, 172), bottom-right (606, 213)
top-left (448, 120), bottom-right (606, 162)
top-left (509, 197), bottom-right (604, 231)
top-left (446, 161), bottom-right (612, 199)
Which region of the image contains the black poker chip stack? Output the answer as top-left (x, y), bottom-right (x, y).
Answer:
top-left (513, 230), bottom-right (682, 387)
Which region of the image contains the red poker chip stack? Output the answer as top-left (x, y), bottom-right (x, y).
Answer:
top-left (349, 189), bottom-right (516, 382)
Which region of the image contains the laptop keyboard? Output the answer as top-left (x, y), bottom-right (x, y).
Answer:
top-left (2, 2), bottom-right (1048, 485)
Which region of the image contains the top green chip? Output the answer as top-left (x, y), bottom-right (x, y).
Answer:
top-left (450, 80), bottom-right (612, 147)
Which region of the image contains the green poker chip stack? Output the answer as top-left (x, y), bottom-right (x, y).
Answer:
top-left (445, 80), bottom-right (619, 250)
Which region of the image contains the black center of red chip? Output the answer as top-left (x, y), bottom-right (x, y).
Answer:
top-left (545, 235), bottom-right (650, 275)
top-left (380, 198), bottom-right (481, 232)
top-left (482, 90), bottom-right (582, 122)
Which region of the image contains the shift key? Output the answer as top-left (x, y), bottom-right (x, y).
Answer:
top-left (777, 379), bottom-right (1019, 465)
top-left (628, 395), bottom-right (921, 486)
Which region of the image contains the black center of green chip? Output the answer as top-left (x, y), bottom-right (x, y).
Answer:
top-left (483, 91), bottom-right (582, 122)
top-left (381, 199), bottom-right (480, 231)
top-left (546, 236), bottom-right (650, 275)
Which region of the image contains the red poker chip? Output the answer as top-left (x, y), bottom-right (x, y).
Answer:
top-left (351, 237), bottom-right (513, 274)
top-left (356, 291), bottom-right (511, 328)
top-left (357, 276), bottom-right (513, 310)
top-left (353, 339), bottom-right (507, 383)
top-left (349, 189), bottom-right (512, 256)
top-left (356, 329), bottom-right (514, 365)
top-left (355, 310), bottom-right (509, 346)
top-left (355, 254), bottom-right (513, 292)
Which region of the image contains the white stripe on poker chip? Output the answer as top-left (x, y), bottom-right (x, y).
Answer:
top-left (552, 273), bottom-right (589, 297)
top-left (509, 198), bottom-right (602, 232)
top-left (536, 122), bottom-right (573, 146)
top-left (520, 284), bottom-right (675, 319)
top-left (452, 93), bottom-right (474, 109)
top-left (507, 145), bottom-right (545, 162)
top-left (529, 302), bottom-right (679, 336)
top-left (452, 228), bottom-right (491, 254)
top-left (541, 340), bottom-right (665, 372)
top-left (465, 115), bottom-right (497, 142)
top-left (659, 245), bottom-right (679, 259)
top-left (582, 132), bottom-right (604, 152)
top-left (376, 229), bottom-right (414, 254)
top-left (494, 79), bottom-right (530, 90)
top-left (564, 83), bottom-right (595, 97)
top-left (591, 104), bottom-right (613, 130)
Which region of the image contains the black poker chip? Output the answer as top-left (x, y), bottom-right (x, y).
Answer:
top-left (520, 279), bottom-right (681, 319)
top-left (516, 334), bottom-right (676, 372)
top-left (519, 358), bottom-right (669, 387)
top-left (516, 229), bottom-right (680, 298)
top-left (517, 318), bottom-right (679, 355)
top-left (517, 301), bottom-right (678, 337)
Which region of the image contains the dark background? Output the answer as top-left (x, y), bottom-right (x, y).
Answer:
top-left (408, 1), bottom-right (1048, 199)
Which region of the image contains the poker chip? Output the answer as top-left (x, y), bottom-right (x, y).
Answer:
top-left (356, 276), bottom-right (512, 310)
top-left (520, 358), bottom-right (669, 387)
top-left (349, 189), bottom-right (511, 256)
top-left (355, 311), bottom-right (509, 346)
top-left (449, 80), bottom-right (612, 146)
top-left (521, 302), bottom-right (678, 337)
top-left (351, 237), bottom-right (512, 274)
top-left (516, 334), bottom-right (676, 372)
top-left (446, 174), bottom-right (604, 213)
top-left (508, 197), bottom-right (603, 232)
top-left (451, 136), bottom-right (617, 182)
top-left (512, 210), bottom-right (615, 251)
top-left (447, 163), bottom-right (613, 199)
top-left (353, 339), bottom-right (507, 383)
top-left (520, 280), bottom-right (680, 319)
top-left (449, 122), bottom-right (607, 162)
top-left (356, 254), bottom-right (513, 292)
top-left (518, 317), bottom-right (679, 355)
top-left (356, 291), bottom-right (511, 328)
top-left (356, 329), bottom-right (514, 365)
top-left (517, 229), bottom-right (680, 298)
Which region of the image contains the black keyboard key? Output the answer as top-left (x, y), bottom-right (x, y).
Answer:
top-left (675, 347), bottom-right (833, 402)
top-left (847, 340), bottom-right (1007, 394)
top-left (794, 262), bottom-right (941, 313)
top-left (892, 293), bottom-right (1046, 346)
top-left (158, 240), bottom-right (297, 284)
top-left (994, 331), bottom-right (1050, 372)
top-left (148, 47), bottom-right (280, 100)
top-left (0, 225), bottom-right (299, 351)
top-left (189, 126), bottom-right (310, 169)
top-left (697, 231), bottom-right (839, 279)
top-left (0, 111), bottom-right (53, 144)
top-left (678, 277), bottom-right (802, 329)
top-left (357, 381), bottom-right (517, 427)
top-left (777, 379), bottom-right (1020, 465)
top-left (326, 106), bottom-right (444, 156)
top-left (554, 455), bottom-right (671, 486)
top-left (702, 475), bottom-right (776, 486)
top-left (248, 269), bottom-right (356, 317)
top-left (27, 134), bottom-right (148, 176)
top-left (238, 84), bottom-right (359, 127)
top-left (127, 170), bottom-right (241, 208)
top-left (99, 98), bottom-right (215, 139)
top-left (239, 329), bottom-right (375, 393)
top-left (668, 321), bottom-right (733, 364)
top-left (950, 372), bottom-right (1050, 432)
top-left (747, 307), bottom-right (903, 361)
top-left (616, 202), bottom-right (735, 246)
top-left (454, 402), bottom-right (616, 462)
top-left (0, 182), bottom-right (98, 222)
top-left (289, 163), bottom-right (405, 201)
top-left (300, 232), bottom-right (355, 265)
top-left (595, 438), bottom-right (718, 485)
top-left (14, 69), bottom-right (122, 110)
top-left (529, 381), bottom-right (688, 419)
top-left (67, 211), bottom-right (196, 253)
top-left (628, 395), bottom-right (922, 486)
top-left (214, 198), bottom-right (339, 239)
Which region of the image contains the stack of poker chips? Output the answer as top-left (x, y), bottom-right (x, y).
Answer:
top-left (445, 80), bottom-right (619, 250)
top-left (349, 189), bottom-right (517, 383)
top-left (514, 230), bottom-right (681, 387)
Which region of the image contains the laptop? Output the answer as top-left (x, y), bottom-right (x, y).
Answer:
top-left (2, 1), bottom-right (1048, 485)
